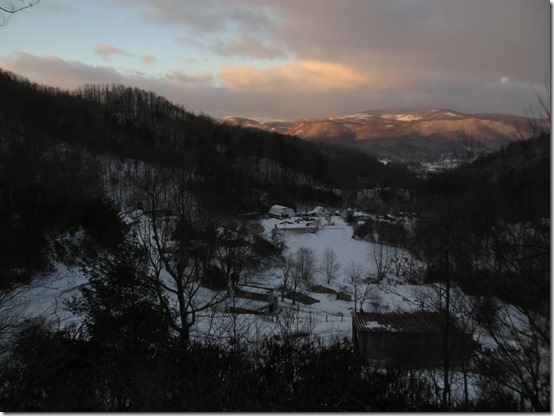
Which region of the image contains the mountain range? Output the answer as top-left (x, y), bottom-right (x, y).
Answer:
top-left (222, 109), bottom-right (548, 162)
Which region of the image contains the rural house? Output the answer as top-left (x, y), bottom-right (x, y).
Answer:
top-left (268, 204), bottom-right (295, 219)
top-left (307, 206), bottom-right (329, 217)
top-left (351, 311), bottom-right (470, 366)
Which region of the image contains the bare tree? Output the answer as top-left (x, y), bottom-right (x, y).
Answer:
top-left (291, 247), bottom-right (317, 304)
top-left (475, 302), bottom-right (550, 411)
top-left (469, 213), bottom-right (550, 410)
top-left (280, 247), bottom-right (317, 305)
top-left (369, 243), bottom-right (391, 282)
top-left (1, 0), bottom-right (39, 26)
top-left (134, 166), bottom-right (230, 346)
top-left (0, 284), bottom-right (28, 354)
top-left (212, 219), bottom-right (259, 346)
top-left (343, 261), bottom-right (373, 312)
top-left (454, 133), bottom-right (488, 164)
top-left (518, 76), bottom-right (551, 139)
top-left (279, 252), bottom-right (295, 302)
top-left (274, 303), bottom-right (316, 344)
top-left (214, 219), bottom-right (256, 290)
top-left (320, 247), bottom-right (340, 285)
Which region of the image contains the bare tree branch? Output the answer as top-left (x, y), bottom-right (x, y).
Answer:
top-left (0, 0), bottom-right (39, 26)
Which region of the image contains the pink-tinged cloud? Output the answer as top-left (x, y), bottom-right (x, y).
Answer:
top-left (95, 43), bottom-right (127, 61)
top-left (78, 0), bottom-right (547, 118)
top-left (140, 54), bottom-right (156, 64)
top-left (129, 0), bottom-right (549, 90)
top-left (219, 60), bottom-right (396, 92)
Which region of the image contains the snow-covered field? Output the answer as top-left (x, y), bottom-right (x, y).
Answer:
top-left (1, 262), bottom-right (87, 331)
top-left (226, 216), bottom-right (435, 342)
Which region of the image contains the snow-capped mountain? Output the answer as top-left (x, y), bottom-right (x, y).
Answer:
top-left (222, 109), bottom-right (548, 162)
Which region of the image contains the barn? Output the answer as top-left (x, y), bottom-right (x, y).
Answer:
top-left (351, 310), bottom-right (469, 366)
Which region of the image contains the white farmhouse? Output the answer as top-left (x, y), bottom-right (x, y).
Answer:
top-left (307, 206), bottom-right (329, 217)
top-left (268, 204), bottom-right (295, 219)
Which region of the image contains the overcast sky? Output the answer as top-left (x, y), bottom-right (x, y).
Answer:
top-left (0, 0), bottom-right (550, 120)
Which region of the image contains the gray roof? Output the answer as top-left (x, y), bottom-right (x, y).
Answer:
top-left (351, 311), bottom-right (444, 334)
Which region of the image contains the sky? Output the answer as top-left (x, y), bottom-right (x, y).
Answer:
top-left (0, 0), bottom-right (550, 120)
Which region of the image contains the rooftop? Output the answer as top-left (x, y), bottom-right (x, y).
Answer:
top-left (351, 310), bottom-right (443, 334)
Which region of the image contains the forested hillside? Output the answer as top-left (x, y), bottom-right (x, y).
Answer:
top-left (0, 69), bottom-right (417, 210)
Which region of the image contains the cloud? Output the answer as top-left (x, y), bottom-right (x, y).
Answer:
top-left (0, 51), bottom-right (220, 108)
top-left (219, 59), bottom-right (396, 92)
top-left (99, 0), bottom-right (549, 119)
top-left (0, 51), bottom-right (124, 88)
top-left (0, 51), bottom-right (217, 89)
top-left (128, 0), bottom-right (549, 85)
top-left (284, 1), bottom-right (547, 73)
top-left (95, 43), bottom-right (129, 61)
top-left (131, 0), bottom-right (285, 60)
top-left (131, 0), bottom-right (275, 34)
top-left (95, 44), bottom-right (157, 66)
top-left (140, 54), bottom-right (156, 64)
top-left (211, 39), bottom-right (286, 60)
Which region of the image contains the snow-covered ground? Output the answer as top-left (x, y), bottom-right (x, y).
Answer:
top-left (3, 213), bottom-right (534, 353)
top-left (1, 261), bottom-right (87, 334)
top-left (1, 215), bottom-right (431, 345)
top-left (2, 211), bottom-right (546, 408)
top-left (191, 215), bottom-right (434, 344)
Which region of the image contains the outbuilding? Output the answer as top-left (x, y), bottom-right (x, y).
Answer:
top-left (351, 310), bottom-right (470, 366)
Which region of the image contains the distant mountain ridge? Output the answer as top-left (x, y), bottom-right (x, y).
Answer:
top-left (222, 109), bottom-right (548, 162)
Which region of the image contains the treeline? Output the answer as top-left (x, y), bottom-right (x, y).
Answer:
top-left (413, 133), bottom-right (549, 310)
top-left (0, 326), bottom-right (447, 411)
top-left (0, 294), bottom-right (515, 412)
top-left (407, 133), bottom-right (550, 410)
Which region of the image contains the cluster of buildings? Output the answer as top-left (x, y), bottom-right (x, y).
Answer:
top-left (265, 203), bottom-right (471, 366)
top-left (268, 204), bottom-right (331, 219)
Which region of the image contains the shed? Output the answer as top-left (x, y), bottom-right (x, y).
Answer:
top-left (351, 311), bottom-right (469, 366)
top-left (336, 291), bottom-right (352, 301)
top-left (268, 204), bottom-right (295, 219)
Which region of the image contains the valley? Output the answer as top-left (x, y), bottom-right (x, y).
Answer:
top-left (0, 69), bottom-right (549, 412)
top-left (0, 0), bottom-right (549, 410)
top-left (5, 213), bottom-right (425, 344)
